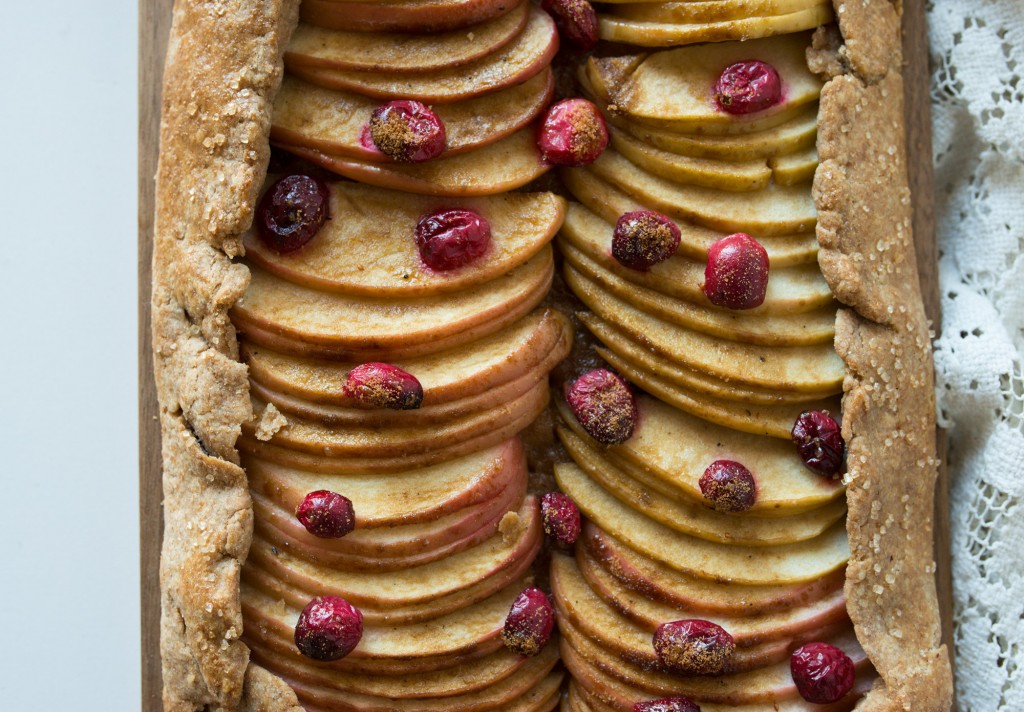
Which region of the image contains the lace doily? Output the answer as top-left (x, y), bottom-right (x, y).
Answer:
top-left (928, 2), bottom-right (1024, 709)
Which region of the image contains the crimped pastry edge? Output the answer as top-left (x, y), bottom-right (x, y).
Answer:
top-left (149, 0), bottom-right (953, 709)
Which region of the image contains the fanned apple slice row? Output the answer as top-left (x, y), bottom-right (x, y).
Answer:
top-left (599, 7), bottom-right (833, 50)
top-left (242, 309), bottom-right (570, 406)
top-left (561, 172), bottom-right (819, 268)
top-left (770, 145), bottom-right (819, 185)
top-left (300, 0), bottom-right (524, 33)
top-left (285, 2), bottom-right (529, 73)
top-left (582, 524), bottom-right (846, 617)
top-left (558, 431), bottom-right (846, 545)
top-left (272, 70), bottom-right (553, 163)
top-left (608, 0), bottom-right (825, 18)
top-left (281, 128), bottom-right (548, 197)
top-left (586, 150), bottom-right (816, 235)
top-left (556, 397), bottom-right (843, 514)
top-left (244, 183), bottom-right (564, 297)
top-left (291, 7), bottom-right (556, 103)
top-left (233, 246), bottom-right (552, 351)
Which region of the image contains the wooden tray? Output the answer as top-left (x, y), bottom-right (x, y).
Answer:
top-left (137, 1), bottom-right (956, 708)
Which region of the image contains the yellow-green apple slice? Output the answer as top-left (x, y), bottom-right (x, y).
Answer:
top-left (609, 126), bottom-right (772, 192)
top-left (300, 0), bottom-right (524, 33)
top-left (271, 71), bottom-right (552, 162)
top-left (233, 246), bottom-right (552, 352)
top-left (558, 432), bottom-right (846, 545)
top-left (587, 34), bottom-right (820, 132)
top-left (242, 309), bottom-right (570, 406)
top-left (556, 397), bottom-right (843, 514)
top-left (280, 127), bottom-right (548, 197)
top-left (585, 150), bottom-right (816, 235)
top-left (770, 145), bottom-right (818, 185)
top-left (608, 0), bottom-right (824, 18)
top-left (562, 250), bottom-right (836, 345)
top-left (581, 525), bottom-right (846, 617)
top-left (291, 8), bottom-right (556, 103)
top-left (244, 183), bottom-right (563, 296)
top-left (561, 172), bottom-right (819, 267)
top-left (599, 7), bottom-right (833, 49)
top-left (285, 3), bottom-right (528, 73)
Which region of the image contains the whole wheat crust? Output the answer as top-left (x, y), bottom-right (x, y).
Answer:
top-left (150, 0), bottom-right (953, 709)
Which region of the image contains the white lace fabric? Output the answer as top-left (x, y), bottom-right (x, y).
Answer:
top-left (928, 2), bottom-right (1024, 709)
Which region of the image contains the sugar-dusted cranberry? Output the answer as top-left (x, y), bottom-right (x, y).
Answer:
top-left (296, 490), bottom-right (356, 539)
top-left (699, 460), bottom-right (757, 513)
top-left (415, 208), bottom-right (492, 271)
top-left (791, 642), bottom-right (856, 703)
top-left (714, 60), bottom-right (782, 115)
top-left (703, 233), bottom-right (770, 310)
top-left (653, 619), bottom-right (735, 675)
top-left (537, 98), bottom-right (609, 167)
top-left (368, 100), bottom-right (446, 162)
top-left (791, 410), bottom-right (845, 478)
top-left (502, 587), bottom-right (554, 656)
top-left (294, 596), bottom-right (363, 661)
top-left (343, 362), bottom-right (424, 410)
top-left (541, 492), bottom-right (581, 547)
top-left (256, 174), bottom-right (330, 253)
top-left (541, 0), bottom-right (598, 50)
top-left (612, 210), bottom-right (681, 270)
top-left (566, 369), bottom-right (637, 445)
top-left (634, 698), bottom-right (701, 712)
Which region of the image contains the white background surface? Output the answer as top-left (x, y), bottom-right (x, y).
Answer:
top-left (0, 1), bottom-right (140, 708)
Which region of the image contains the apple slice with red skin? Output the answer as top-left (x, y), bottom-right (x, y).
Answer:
top-left (279, 127), bottom-right (548, 198)
top-left (242, 309), bottom-right (570, 407)
top-left (233, 246), bottom-right (553, 353)
top-left (300, 0), bottom-right (524, 33)
top-left (285, 4), bottom-right (528, 74)
top-left (291, 7), bottom-right (555, 102)
top-left (244, 182), bottom-right (564, 297)
top-left (271, 70), bottom-right (553, 163)
top-left (582, 524), bottom-right (846, 617)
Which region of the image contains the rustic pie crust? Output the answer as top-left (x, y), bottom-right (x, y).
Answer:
top-left (150, 0), bottom-right (953, 709)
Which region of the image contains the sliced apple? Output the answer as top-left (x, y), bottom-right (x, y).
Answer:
top-left (272, 70), bottom-right (553, 162)
top-left (608, 0), bottom-right (825, 21)
top-left (558, 396), bottom-right (843, 514)
top-left (233, 246), bottom-right (552, 353)
top-left (285, 4), bottom-right (529, 74)
top-left (599, 7), bottom-right (833, 50)
top-left (291, 7), bottom-right (556, 103)
top-left (280, 127), bottom-right (548, 197)
top-left (558, 431), bottom-right (846, 546)
top-left (242, 309), bottom-right (570, 406)
top-left (770, 144), bottom-right (818, 185)
top-left (300, 0), bottom-right (524, 33)
top-left (582, 524), bottom-right (847, 617)
top-left (561, 170), bottom-right (820, 267)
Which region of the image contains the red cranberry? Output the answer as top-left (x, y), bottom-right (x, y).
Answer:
top-left (566, 369), bottom-right (637, 445)
top-left (343, 363), bottom-right (424, 410)
top-left (791, 642), bottom-right (856, 703)
top-left (294, 596), bottom-right (363, 661)
top-left (541, 0), bottom-right (598, 50)
top-left (634, 698), bottom-right (701, 712)
top-left (612, 210), bottom-right (681, 270)
top-left (368, 100), bottom-right (446, 162)
top-left (296, 490), bottom-right (356, 539)
top-left (256, 174), bottom-right (330, 253)
top-left (502, 587), bottom-right (555, 656)
top-left (699, 460), bottom-right (757, 513)
top-left (541, 492), bottom-right (581, 547)
top-left (415, 208), bottom-right (492, 271)
top-left (714, 60), bottom-right (782, 115)
top-left (537, 98), bottom-right (609, 167)
top-left (703, 233), bottom-right (770, 310)
top-left (791, 410), bottom-right (845, 478)
top-left (653, 619), bottom-right (735, 675)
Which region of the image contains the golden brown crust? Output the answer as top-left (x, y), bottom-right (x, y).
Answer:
top-left (813, 1), bottom-right (953, 709)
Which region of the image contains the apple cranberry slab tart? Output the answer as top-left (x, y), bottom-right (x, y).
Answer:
top-left (150, 0), bottom-right (951, 711)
